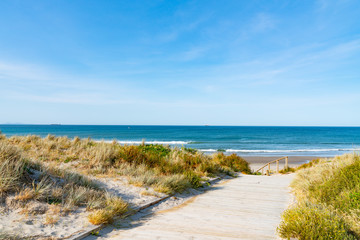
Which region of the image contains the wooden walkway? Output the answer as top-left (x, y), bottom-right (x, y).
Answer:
top-left (87, 174), bottom-right (294, 240)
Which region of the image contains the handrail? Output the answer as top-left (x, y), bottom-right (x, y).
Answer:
top-left (256, 156), bottom-right (289, 175)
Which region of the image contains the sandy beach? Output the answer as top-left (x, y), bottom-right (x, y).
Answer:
top-left (243, 155), bottom-right (322, 171)
top-left (0, 175), bottom-right (166, 239)
top-left (1, 0), bottom-right (359, 238)
top-left (0, 154), bottom-right (307, 239)
top-left (0, 133), bottom-right (344, 239)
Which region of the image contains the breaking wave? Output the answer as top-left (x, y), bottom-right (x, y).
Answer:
top-left (199, 148), bottom-right (359, 153)
top-left (103, 140), bottom-right (190, 145)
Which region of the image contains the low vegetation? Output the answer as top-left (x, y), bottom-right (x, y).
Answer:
top-left (0, 134), bottom-right (251, 194)
top-left (277, 153), bottom-right (360, 239)
top-left (87, 194), bottom-right (128, 225)
top-left (278, 166), bottom-right (295, 174)
top-left (0, 133), bottom-right (251, 231)
top-left (0, 141), bottom-right (128, 227)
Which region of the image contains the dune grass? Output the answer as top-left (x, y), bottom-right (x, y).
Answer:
top-left (0, 134), bottom-right (251, 194)
top-left (277, 153), bottom-right (360, 239)
top-left (0, 133), bottom-right (251, 228)
top-left (0, 143), bottom-right (27, 193)
top-left (0, 141), bottom-right (128, 226)
top-left (87, 194), bottom-right (128, 225)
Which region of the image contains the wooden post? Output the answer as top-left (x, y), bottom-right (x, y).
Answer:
top-left (276, 160), bottom-right (279, 173)
top-left (268, 163), bottom-right (271, 175)
top-left (285, 156), bottom-right (288, 169)
top-left (262, 168), bottom-right (264, 175)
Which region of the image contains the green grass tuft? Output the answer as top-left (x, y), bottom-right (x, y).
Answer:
top-left (278, 202), bottom-right (356, 240)
top-left (278, 153), bottom-right (360, 239)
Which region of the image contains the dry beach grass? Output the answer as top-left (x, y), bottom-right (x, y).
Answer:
top-left (278, 153), bottom-right (360, 239)
top-left (1, 134), bottom-right (251, 194)
top-left (0, 141), bottom-right (128, 228)
top-left (0, 133), bottom-right (251, 238)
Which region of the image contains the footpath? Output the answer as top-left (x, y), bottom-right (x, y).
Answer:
top-left (85, 174), bottom-right (294, 240)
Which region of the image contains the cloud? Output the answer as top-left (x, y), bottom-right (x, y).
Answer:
top-left (155, 15), bottom-right (210, 43)
top-left (0, 59), bottom-right (146, 105)
top-left (237, 12), bottom-right (278, 41)
top-left (3, 91), bottom-right (134, 105)
top-left (251, 13), bottom-right (277, 33)
top-left (316, 0), bottom-right (355, 11)
top-left (0, 61), bottom-right (54, 82)
top-left (176, 46), bottom-right (209, 61)
top-left (170, 37), bottom-right (360, 91)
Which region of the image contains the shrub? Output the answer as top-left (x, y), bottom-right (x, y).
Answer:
top-left (183, 147), bottom-right (197, 154)
top-left (140, 144), bottom-right (171, 157)
top-left (0, 135), bottom-right (251, 193)
top-left (213, 153), bottom-right (251, 173)
top-left (185, 171), bottom-right (202, 188)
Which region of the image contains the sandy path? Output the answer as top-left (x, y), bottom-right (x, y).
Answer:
top-left (86, 174), bottom-right (294, 240)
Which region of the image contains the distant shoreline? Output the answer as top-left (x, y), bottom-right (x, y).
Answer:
top-left (1, 125), bottom-right (359, 158)
top-left (243, 155), bottom-right (321, 171)
top-left (243, 155), bottom-right (320, 164)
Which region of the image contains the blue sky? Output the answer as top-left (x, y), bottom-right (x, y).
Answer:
top-left (0, 0), bottom-right (359, 126)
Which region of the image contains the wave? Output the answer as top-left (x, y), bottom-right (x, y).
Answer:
top-left (198, 149), bottom-right (218, 152)
top-left (102, 140), bottom-right (190, 145)
top-left (199, 148), bottom-right (359, 153)
top-left (95, 140), bottom-right (359, 153)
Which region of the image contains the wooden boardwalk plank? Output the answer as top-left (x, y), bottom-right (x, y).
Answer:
top-left (86, 174), bottom-right (294, 240)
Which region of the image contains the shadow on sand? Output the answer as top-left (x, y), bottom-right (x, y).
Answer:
top-left (83, 175), bottom-right (237, 239)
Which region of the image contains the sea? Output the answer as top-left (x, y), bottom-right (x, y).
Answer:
top-left (0, 125), bottom-right (360, 157)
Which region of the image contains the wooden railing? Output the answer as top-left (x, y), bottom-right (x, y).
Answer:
top-left (256, 156), bottom-right (288, 175)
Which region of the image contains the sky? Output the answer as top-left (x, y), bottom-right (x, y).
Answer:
top-left (0, 0), bottom-right (360, 126)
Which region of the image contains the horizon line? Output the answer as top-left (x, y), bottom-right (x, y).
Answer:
top-left (1, 123), bottom-right (360, 127)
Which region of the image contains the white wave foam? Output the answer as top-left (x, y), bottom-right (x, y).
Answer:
top-left (102, 140), bottom-right (189, 145)
top-left (225, 148), bottom-right (359, 153)
top-left (198, 149), bottom-right (218, 152)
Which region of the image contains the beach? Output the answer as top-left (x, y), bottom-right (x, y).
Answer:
top-left (0, 126), bottom-right (358, 239)
top-left (1, 125), bottom-right (359, 157)
top-left (243, 155), bottom-right (321, 171)
top-left (2, 1), bottom-right (359, 238)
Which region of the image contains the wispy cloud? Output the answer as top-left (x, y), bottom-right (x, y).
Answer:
top-left (176, 46), bottom-right (210, 61)
top-left (167, 37), bottom-right (360, 91)
top-left (155, 15), bottom-right (210, 43)
top-left (251, 13), bottom-right (277, 33)
top-left (0, 61), bottom-right (55, 82)
top-left (237, 12), bottom-right (278, 41)
top-left (0, 60), bottom-right (148, 105)
top-left (316, 0), bottom-right (355, 11)
top-left (3, 91), bottom-right (138, 105)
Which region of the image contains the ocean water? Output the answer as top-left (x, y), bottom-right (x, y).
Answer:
top-left (1, 125), bottom-right (360, 157)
